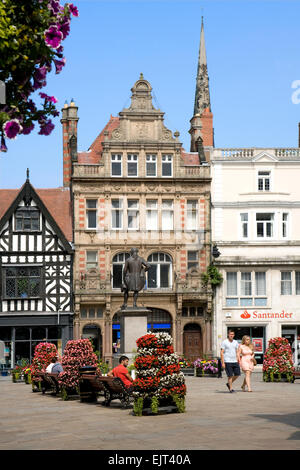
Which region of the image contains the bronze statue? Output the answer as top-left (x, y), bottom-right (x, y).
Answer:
top-left (121, 248), bottom-right (150, 309)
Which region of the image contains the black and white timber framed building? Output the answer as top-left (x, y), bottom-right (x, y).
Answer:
top-left (0, 174), bottom-right (74, 369)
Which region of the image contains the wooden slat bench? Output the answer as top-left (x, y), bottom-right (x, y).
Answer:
top-left (42, 373), bottom-right (61, 395)
top-left (99, 376), bottom-right (132, 408)
top-left (79, 373), bottom-right (105, 402)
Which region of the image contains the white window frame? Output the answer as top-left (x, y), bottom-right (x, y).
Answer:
top-left (111, 199), bottom-right (123, 230)
top-left (282, 212), bottom-right (289, 239)
top-left (161, 200), bottom-right (174, 230)
top-left (127, 200), bottom-right (139, 230)
top-left (255, 212), bottom-right (275, 239)
top-left (86, 199), bottom-right (97, 230)
top-left (186, 200), bottom-right (198, 230)
top-left (111, 154), bottom-right (122, 177)
top-left (146, 154), bottom-right (157, 177)
top-left (146, 200), bottom-right (158, 230)
top-left (147, 252), bottom-right (172, 289)
top-left (225, 271), bottom-right (267, 307)
top-left (281, 271), bottom-right (292, 295)
top-left (86, 251), bottom-right (98, 270)
top-left (127, 154), bottom-right (138, 177)
top-left (240, 212), bottom-right (249, 239)
top-left (162, 154), bottom-right (173, 177)
top-left (257, 170), bottom-right (271, 192)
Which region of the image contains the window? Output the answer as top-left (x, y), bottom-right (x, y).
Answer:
top-left (187, 200), bottom-right (198, 230)
top-left (111, 154), bottom-right (122, 176)
top-left (111, 199), bottom-right (123, 229)
top-left (181, 306), bottom-right (203, 317)
top-left (226, 271), bottom-right (267, 307)
top-left (296, 272), bottom-right (300, 295)
top-left (187, 251), bottom-right (198, 270)
top-left (127, 154), bottom-right (138, 177)
top-left (281, 272), bottom-right (292, 295)
top-left (86, 200), bottom-right (97, 229)
top-left (258, 171), bottom-right (271, 191)
top-left (4, 266), bottom-right (41, 299)
top-left (127, 200), bottom-right (139, 229)
top-left (15, 207), bottom-right (40, 231)
top-left (86, 251), bottom-right (98, 270)
top-left (282, 213), bottom-right (288, 238)
top-left (240, 213), bottom-right (248, 238)
top-left (147, 253), bottom-right (172, 288)
top-left (112, 252), bottom-right (130, 288)
top-left (146, 154), bottom-right (157, 177)
top-left (161, 200), bottom-right (173, 230)
top-left (146, 200), bottom-right (158, 230)
top-left (162, 155), bottom-right (172, 177)
top-left (256, 213), bottom-right (274, 238)
top-left (80, 307), bottom-right (103, 319)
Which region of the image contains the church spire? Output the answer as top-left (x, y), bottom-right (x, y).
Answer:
top-left (193, 16), bottom-right (210, 116)
top-left (189, 17), bottom-right (213, 153)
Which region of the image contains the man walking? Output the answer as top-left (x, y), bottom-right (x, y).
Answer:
top-left (220, 329), bottom-right (240, 393)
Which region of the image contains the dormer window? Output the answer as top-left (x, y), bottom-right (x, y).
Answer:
top-left (258, 171), bottom-right (271, 191)
top-left (15, 207), bottom-right (40, 231)
top-left (111, 154), bottom-right (122, 176)
top-left (162, 155), bottom-right (173, 177)
top-left (127, 154), bottom-right (138, 177)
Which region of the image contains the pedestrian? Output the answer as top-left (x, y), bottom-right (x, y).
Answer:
top-left (220, 329), bottom-right (240, 393)
top-left (238, 335), bottom-right (256, 392)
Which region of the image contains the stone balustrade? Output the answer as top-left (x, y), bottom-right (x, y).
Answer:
top-left (212, 148), bottom-right (300, 159)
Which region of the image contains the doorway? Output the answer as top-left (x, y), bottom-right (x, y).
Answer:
top-left (282, 326), bottom-right (300, 367)
top-left (183, 324), bottom-right (202, 362)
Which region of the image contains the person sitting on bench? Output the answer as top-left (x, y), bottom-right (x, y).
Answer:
top-left (51, 358), bottom-right (63, 374)
top-left (108, 355), bottom-right (133, 391)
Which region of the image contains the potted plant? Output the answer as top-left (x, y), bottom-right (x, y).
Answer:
top-left (58, 339), bottom-right (100, 400)
top-left (178, 357), bottom-right (194, 376)
top-left (193, 358), bottom-right (220, 377)
top-left (132, 332), bottom-right (186, 416)
top-left (263, 337), bottom-right (295, 383)
top-left (31, 342), bottom-right (58, 391)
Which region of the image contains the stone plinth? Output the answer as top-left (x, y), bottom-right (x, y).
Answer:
top-left (117, 307), bottom-right (150, 359)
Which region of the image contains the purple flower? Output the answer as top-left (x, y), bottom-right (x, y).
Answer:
top-left (48, 0), bottom-right (61, 15)
top-left (3, 119), bottom-right (23, 140)
top-left (44, 25), bottom-right (63, 49)
top-left (27, 100), bottom-right (37, 113)
top-left (39, 92), bottom-right (58, 104)
top-left (0, 135), bottom-right (7, 152)
top-left (54, 57), bottom-right (66, 74)
top-left (22, 123), bottom-right (35, 135)
top-left (33, 66), bottom-right (48, 90)
top-left (39, 119), bottom-right (55, 136)
top-left (68, 3), bottom-right (79, 16)
top-left (59, 20), bottom-right (70, 39)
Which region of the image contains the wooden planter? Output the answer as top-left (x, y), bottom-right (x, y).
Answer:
top-left (60, 386), bottom-right (80, 401)
top-left (181, 368), bottom-right (195, 376)
top-left (12, 371), bottom-right (25, 383)
top-left (133, 395), bottom-right (185, 416)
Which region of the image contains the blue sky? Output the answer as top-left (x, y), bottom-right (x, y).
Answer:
top-left (1, 0), bottom-right (300, 188)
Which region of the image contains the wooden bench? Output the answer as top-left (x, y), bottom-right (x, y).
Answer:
top-left (99, 376), bottom-right (132, 408)
top-left (42, 373), bottom-right (61, 395)
top-left (79, 373), bottom-right (105, 402)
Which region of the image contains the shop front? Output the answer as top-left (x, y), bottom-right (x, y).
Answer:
top-left (0, 313), bottom-right (73, 370)
top-left (219, 308), bottom-right (300, 366)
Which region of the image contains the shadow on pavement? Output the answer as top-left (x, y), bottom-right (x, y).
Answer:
top-left (250, 411), bottom-right (300, 440)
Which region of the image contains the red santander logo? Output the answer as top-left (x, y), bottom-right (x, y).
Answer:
top-left (241, 310), bottom-right (251, 319)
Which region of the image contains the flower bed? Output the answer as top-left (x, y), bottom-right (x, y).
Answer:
top-left (193, 358), bottom-right (219, 377)
top-left (132, 333), bottom-right (186, 416)
top-left (58, 339), bottom-right (100, 400)
top-left (263, 337), bottom-right (295, 383)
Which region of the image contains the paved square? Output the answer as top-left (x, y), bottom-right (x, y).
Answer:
top-left (0, 372), bottom-right (299, 450)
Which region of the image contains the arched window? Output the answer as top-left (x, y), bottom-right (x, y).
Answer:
top-left (147, 253), bottom-right (172, 288)
top-left (112, 252), bottom-right (130, 288)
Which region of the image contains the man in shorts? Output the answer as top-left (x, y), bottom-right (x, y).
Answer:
top-left (220, 330), bottom-right (240, 393)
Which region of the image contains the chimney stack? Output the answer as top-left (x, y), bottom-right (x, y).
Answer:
top-left (61, 99), bottom-right (79, 187)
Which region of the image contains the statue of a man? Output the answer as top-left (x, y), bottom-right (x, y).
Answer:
top-left (121, 248), bottom-right (150, 309)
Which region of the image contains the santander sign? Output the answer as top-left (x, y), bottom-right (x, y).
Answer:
top-left (240, 309), bottom-right (293, 320)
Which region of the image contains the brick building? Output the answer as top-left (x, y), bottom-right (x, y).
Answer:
top-left (62, 20), bottom-right (214, 365)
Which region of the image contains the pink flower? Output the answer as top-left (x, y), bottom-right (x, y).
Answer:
top-left (3, 119), bottom-right (23, 139)
top-left (44, 25), bottom-right (63, 49)
top-left (39, 92), bottom-right (58, 103)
